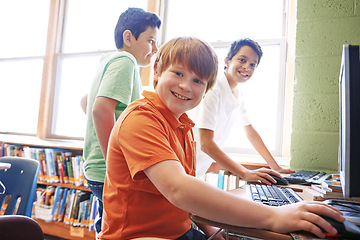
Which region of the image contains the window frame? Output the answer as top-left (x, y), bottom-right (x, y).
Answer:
top-left (37, 0), bottom-right (160, 140)
top-left (1, 0), bottom-right (295, 163)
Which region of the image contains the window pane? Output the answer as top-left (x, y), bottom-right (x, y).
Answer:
top-left (52, 55), bottom-right (101, 138)
top-left (165, 0), bottom-right (284, 42)
top-left (62, 0), bottom-right (148, 53)
top-left (0, 59), bottom-right (43, 134)
top-left (0, 1), bottom-right (49, 58)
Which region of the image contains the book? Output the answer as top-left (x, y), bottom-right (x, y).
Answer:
top-left (51, 187), bottom-right (64, 221)
top-left (321, 180), bottom-right (342, 193)
top-left (88, 196), bottom-right (98, 231)
top-left (45, 149), bottom-right (59, 183)
top-left (217, 170), bottom-right (225, 189)
top-left (303, 187), bottom-right (360, 202)
top-left (71, 191), bottom-right (82, 226)
top-left (205, 172), bottom-right (219, 188)
top-left (56, 154), bottom-right (65, 183)
top-left (311, 184), bottom-right (331, 195)
top-left (64, 189), bottom-right (77, 224)
top-left (57, 188), bottom-right (70, 222)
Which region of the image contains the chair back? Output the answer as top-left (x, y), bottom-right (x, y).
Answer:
top-left (0, 156), bottom-right (40, 217)
top-left (0, 215), bottom-right (44, 240)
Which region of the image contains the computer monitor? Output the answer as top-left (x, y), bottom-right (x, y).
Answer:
top-left (338, 44), bottom-right (360, 198)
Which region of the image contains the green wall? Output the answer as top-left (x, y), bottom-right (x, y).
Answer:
top-left (290, 0), bottom-right (360, 172)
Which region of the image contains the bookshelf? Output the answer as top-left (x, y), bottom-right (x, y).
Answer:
top-left (0, 134), bottom-right (95, 240)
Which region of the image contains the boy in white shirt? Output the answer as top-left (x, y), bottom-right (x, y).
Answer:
top-left (193, 38), bottom-right (295, 182)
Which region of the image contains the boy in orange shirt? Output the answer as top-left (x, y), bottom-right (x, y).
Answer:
top-left (99, 37), bottom-right (344, 240)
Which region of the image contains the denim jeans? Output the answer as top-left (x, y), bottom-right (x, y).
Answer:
top-left (86, 179), bottom-right (104, 234)
top-left (176, 227), bottom-right (207, 240)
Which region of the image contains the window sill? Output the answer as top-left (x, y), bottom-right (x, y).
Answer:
top-left (226, 152), bottom-right (290, 169)
top-left (0, 133), bottom-right (84, 150)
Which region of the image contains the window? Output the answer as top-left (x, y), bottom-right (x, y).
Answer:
top-left (53, 0), bottom-right (148, 138)
top-left (163, 0), bottom-right (287, 157)
top-left (1, 0), bottom-right (290, 159)
top-left (0, 0), bottom-right (147, 139)
top-left (0, 1), bottom-right (50, 135)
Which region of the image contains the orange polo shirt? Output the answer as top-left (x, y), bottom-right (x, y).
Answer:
top-left (99, 91), bottom-right (196, 240)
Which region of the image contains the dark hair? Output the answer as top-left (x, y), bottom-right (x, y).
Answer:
top-left (225, 38), bottom-right (263, 67)
top-left (114, 8), bottom-right (161, 49)
top-left (154, 37), bottom-right (218, 93)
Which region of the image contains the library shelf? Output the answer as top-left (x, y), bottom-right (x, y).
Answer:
top-left (0, 135), bottom-right (95, 240)
top-left (34, 181), bottom-right (95, 240)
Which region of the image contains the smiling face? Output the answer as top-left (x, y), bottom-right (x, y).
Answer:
top-left (154, 64), bottom-right (208, 119)
top-left (224, 45), bottom-right (259, 90)
top-left (128, 26), bottom-right (159, 67)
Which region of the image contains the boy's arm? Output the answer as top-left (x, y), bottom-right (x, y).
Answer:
top-left (80, 94), bottom-right (88, 114)
top-left (199, 128), bottom-right (280, 183)
top-left (243, 125), bottom-right (295, 174)
top-left (143, 160), bottom-right (344, 239)
top-left (92, 96), bottom-right (118, 160)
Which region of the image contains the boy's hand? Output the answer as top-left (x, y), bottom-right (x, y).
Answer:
top-left (266, 201), bottom-right (345, 239)
top-left (241, 168), bottom-right (282, 185)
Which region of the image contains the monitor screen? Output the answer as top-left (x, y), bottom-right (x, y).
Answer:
top-left (338, 44), bottom-right (360, 198)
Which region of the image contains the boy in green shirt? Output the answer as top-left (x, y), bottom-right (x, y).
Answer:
top-left (82, 8), bottom-right (161, 234)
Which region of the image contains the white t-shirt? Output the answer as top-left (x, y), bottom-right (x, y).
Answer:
top-left (190, 73), bottom-right (251, 177)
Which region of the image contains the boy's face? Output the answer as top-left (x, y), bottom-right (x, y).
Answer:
top-left (224, 45), bottom-right (259, 88)
top-left (154, 64), bottom-right (208, 119)
top-left (130, 26), bottom-right (159, 67)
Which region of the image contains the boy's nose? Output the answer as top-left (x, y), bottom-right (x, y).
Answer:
top-left (153, 44), bottom-right (158, 53)
top-left (179, 80), bottom-right (191, 91)
top-left (243, 64), bottom-right (250, 71)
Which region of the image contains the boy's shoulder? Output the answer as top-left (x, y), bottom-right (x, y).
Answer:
top-left (105, 51), bottom-right (137, 64)
top-left (100, 51), bottom-right (137, 68)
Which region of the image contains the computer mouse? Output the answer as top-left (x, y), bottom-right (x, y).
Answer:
top-left (321, 215), bottom-right (360, 238)
top-left (264, 174), bottom-right (289, 185)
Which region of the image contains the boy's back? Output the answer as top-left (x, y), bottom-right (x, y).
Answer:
top-left (83, 51), bottom-right (141, 180)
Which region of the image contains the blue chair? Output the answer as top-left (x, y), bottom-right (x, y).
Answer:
top-left (0, 156), bottom-right (40, 217)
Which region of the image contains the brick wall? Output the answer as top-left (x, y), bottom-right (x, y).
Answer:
top-left (290, 0), bottom-right (360, 171)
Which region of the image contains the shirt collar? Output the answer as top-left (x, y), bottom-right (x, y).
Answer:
top-left (142, 91), bottom-right (195, 132)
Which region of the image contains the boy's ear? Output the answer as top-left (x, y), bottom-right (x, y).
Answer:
top-left (123, 30), bottom-right (133, 48)
top-left (224, 57), bottom-right (230, 68)
top-left (153, 62), bottom-right (159, 87)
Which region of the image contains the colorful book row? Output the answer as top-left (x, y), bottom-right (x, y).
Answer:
top-left (2, 143), bottom-right (85, 187)
top-left (34, 186), bottom-right (97, 231)
top-left (203, 170), bottom-right (246, 191)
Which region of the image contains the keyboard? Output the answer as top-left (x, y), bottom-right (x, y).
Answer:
top-left (324, 199), bottom-right (360, 226)
top-left (284, 170), bottom-right (331, 185)
top-left (249, 184), bottom-right (303, 206)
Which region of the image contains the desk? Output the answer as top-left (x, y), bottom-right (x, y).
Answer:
top-left (190, 187), bottom-right (293, 240)
top-left (190, 185), bottom-right (344, 240)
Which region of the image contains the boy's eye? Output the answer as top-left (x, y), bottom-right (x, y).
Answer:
top-left (250, 63), bottom-right (256, 68)
top-left (175, 72), bottom-right (183, 77)
top-left (193, 79), bottom-right (203, 84)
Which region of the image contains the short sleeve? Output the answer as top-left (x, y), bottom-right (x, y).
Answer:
top-left (97, 56), bottom-right (136, 105)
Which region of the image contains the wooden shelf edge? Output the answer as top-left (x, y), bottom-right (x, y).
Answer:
top-left (37, 181), bottom-right (90, 192)
top-left (0, 134), bottom-right (84, 150)
top-left (35, 219), bottom-right (95, 240)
